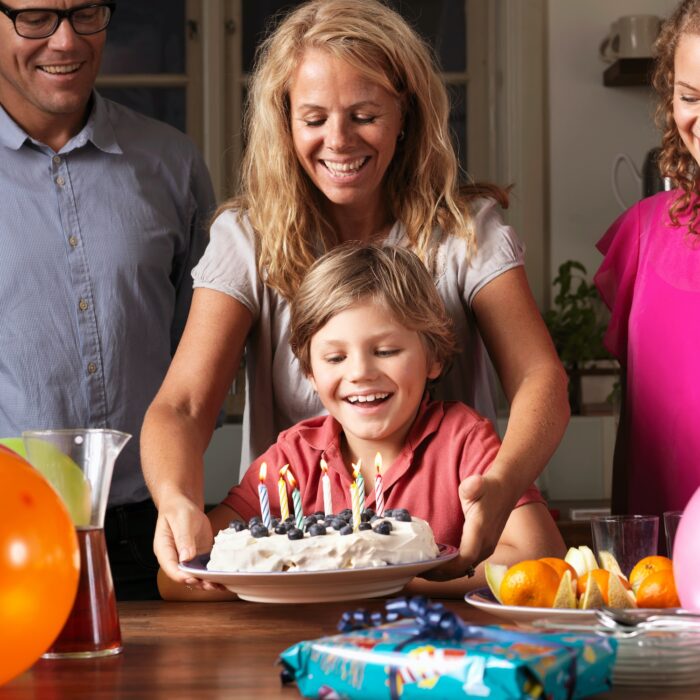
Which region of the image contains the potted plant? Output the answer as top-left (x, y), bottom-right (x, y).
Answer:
top-left (543, 260), bottom-right (618, 414)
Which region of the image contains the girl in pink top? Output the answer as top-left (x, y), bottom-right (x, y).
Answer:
top-left (595, 0), bottom-right (700, 520)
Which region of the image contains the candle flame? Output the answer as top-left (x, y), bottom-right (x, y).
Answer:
top-left (374, 452), bottom-right (382, 473)
top-left (259, 461), bottom-right (267, 482)
top-left (320, 458), bottom-right (328, 474)
top-left (352, 459), bottom-right (362, 479)
top-left (279, 464), bottom-right (289, 480)
top-left (285, 467), bottom-right (298, 490)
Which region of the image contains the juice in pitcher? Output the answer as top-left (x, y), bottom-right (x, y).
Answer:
top-left (43, 527), bottom-right (121, 658)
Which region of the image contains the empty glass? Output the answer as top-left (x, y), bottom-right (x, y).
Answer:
top-left (663, 510), bottom-right (683, 558)
top-left (23, 428), bottom-right (131, 658)
top-left (591, 514), bottom-right (659, 578)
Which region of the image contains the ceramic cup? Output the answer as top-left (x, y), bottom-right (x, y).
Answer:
top-left (600, 15), bottom-right (661, 62)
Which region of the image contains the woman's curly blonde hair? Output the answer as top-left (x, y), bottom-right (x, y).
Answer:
top-left (218, 0), bottom-right (507, 301)
top-left (653, 0), bottom-right (700, 234)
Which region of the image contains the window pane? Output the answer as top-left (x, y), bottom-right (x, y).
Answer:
top-left (101, 0), bottom-right (186, 75)
top-left (386, 0), bottom-right (466, 72)
top-left (447, 83), bottom-right (467, 179)
top-left (98, 87), bottom-right (186, 133)
top-left (242, 1), bottom-right (466, 73)
top-left (242, 1), bottom-right (301, 73)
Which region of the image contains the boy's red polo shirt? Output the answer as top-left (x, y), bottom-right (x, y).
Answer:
top-left (221, 397), bottom-right (543, 548)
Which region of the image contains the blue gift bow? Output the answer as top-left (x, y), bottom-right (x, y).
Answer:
top-left (338, 596), bottom-right (580, 700)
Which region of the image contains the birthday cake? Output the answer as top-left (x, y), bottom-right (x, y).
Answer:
top-left (207, 509), bottom-right (440, 573)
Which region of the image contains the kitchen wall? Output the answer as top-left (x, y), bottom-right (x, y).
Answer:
top-left (547, 0), bottom-right (678, 277)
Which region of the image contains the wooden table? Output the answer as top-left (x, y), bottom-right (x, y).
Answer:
top-left (0, 600), bottom-right (695, 699)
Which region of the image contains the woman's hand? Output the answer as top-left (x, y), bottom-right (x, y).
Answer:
top-left (154, 493), bottom-right (214, 586)
top-left (422, 473), bottom-right (512, 581)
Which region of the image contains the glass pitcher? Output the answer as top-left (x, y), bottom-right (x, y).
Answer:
top-left (23, 428), bottom-right (131, 658)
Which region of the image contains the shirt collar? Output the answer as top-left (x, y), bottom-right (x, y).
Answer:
top-left (0, 91), bottom-right (122, 155)
top-left (297, 392), bottom-right (444, 492)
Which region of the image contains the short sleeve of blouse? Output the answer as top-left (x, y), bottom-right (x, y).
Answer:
top-left (594, 205), bottom-right (641, 362)
top-left (191, 210), bottom-right (262, 321)
top-left (443, 198), bottom-right (525, 308)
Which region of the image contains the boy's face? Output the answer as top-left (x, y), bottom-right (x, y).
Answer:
top-left (308, 300), bottom-right (441, 459)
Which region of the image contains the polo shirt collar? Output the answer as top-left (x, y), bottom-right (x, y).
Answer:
top-left (0, 91), bottom-right (122, 155)
top-left (296, 393), bottom-right (445, 498)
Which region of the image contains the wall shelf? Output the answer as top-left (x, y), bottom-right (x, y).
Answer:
top-left (603, 58), bottom-right (654, 87)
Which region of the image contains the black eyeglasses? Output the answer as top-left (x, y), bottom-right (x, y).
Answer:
top-left (0, 2), bottom-right (115, 39)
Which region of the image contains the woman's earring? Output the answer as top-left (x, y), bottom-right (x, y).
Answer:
top-left (398, 130), bottom-right (405, 142)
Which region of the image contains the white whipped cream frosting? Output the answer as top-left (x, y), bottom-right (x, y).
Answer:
top-left (207, 516), bottom-right (439, 572)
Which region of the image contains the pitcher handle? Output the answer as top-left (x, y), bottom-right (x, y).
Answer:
top-left (612, 153), bottom-right (642, 211)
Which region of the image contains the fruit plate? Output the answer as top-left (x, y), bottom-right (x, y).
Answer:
top-left (180, 543), bottom-right (458, 603)
top-left (465, 587), bottom-right (598, 625)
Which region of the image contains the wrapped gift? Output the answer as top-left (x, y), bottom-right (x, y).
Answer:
top-left (280, 597), bottom-right (616, 699)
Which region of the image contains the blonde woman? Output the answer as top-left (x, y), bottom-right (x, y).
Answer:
top-left (142, 0), bottom-right (569, 587)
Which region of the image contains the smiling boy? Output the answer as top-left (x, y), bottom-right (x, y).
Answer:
top-left (163, 244), bottom-right (564, 599)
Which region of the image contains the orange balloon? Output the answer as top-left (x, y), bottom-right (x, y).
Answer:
top-left (0, 445), bottom-right (79, 686)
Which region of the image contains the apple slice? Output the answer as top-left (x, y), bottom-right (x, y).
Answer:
top-left (579, 574), bottom-right (605, 609)
top-left (598, 550), bottom-right (628, 581)
top-left (484, 562), bottom-right (507, 603)
top-left (579, 545), bottom-right (599, 573)
top-left (608, 571), bottom-right (637, 609)
top-left (564, 547), bottom-right (587, 577)
top-left (553, 570), bottom-right (576, 609)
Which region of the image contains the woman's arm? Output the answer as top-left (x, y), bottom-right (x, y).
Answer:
top-left (406, 501), bottom-right (565, 598)
top-left (463, 266), bottom-right (569, 566)
top-left (142, 287), bottom-right (253, 584)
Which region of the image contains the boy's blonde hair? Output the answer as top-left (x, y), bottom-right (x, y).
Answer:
top-left (290, 243), bottom-right (458, 376)
top-left (219, 0), bottom-right (508, 301)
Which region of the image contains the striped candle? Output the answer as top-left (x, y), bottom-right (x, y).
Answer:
top-left (320, 458), bottom-right (333, 515)
top-left (285, 467), bottom-right (304, 529)
top-left (352, 460), bottom-right (365, 509)
top-left (258, 462), bottom-right (272, 528)
top-left (374, 452), bottom-right (385, 516)
top-left (278, 464), bottom-right (290, 521)
top-left (350, 482), bottom-right (361, 532)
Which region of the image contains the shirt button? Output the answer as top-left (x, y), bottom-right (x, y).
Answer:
top-left (68, 235), bottom-right (78, 247)
top-left (87, 362), bottom-right (97, 375)
top-left (78, 299), bottom-right (89, 311)
top-left (56, 176), bottom-right (65, 186)
top-left (52, 155), bottom-right (61, 165)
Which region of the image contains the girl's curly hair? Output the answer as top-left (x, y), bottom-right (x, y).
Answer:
top-left (653, 0), bottom-right (700, 233)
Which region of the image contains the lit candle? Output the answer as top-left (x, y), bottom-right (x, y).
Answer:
top-left (285, 467), bottom-right (304, 530)
top-left (350, 482), bottom-right (361, 532)
top-left (374, 452), bottom-right (385, 516)
top-left (278, 464), bottom-right (290, 521)
top-left (258, 462), bottom-right (272, 528)
top-left (320, 458), bottom-right (333, 515)
top-left (352, 460), bottom-right (365, 509)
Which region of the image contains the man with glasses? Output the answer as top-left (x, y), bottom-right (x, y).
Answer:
top-left (0, 1), bottom-right (216, 600)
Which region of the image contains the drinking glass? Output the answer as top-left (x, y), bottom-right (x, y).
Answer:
top-left (591, 515), bottom-right (659, 578)
top-left (663, 510), bottom-right (683, 558)
top-left (23, 428), bottom-right (131, 658)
